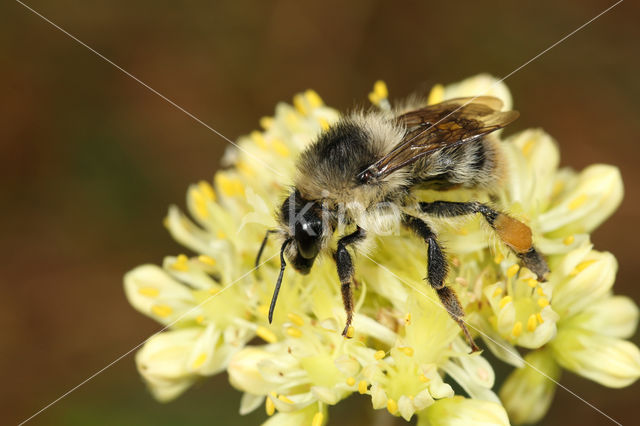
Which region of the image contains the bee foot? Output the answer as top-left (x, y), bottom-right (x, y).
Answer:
top-left (517, 247), bottom-right (550, 282)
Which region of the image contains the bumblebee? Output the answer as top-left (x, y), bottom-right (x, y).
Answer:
top-left (257, 96), bottom-right (549, 351)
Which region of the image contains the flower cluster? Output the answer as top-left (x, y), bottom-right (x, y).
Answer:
top-left (125, 74), bottom-right (640, 424)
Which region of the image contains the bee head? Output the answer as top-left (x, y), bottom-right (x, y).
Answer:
top-left (279, 190), bottom-right (327, 274)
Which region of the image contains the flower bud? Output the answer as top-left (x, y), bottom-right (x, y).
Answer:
top-left (500, 348), bottom-right (560, 424)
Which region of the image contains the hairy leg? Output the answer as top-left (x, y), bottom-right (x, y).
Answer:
top-left (404, 216), bottom-right (479, 352)
top-left (334, 227), bottom-right (366, 336)
top-left (419, 201), bottom-right (549, 281)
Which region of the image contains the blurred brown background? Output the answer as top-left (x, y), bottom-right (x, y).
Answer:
top-left (2, 0), bottom-right (639, 424)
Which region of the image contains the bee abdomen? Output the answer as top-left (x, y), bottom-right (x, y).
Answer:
top-left (410, 138), bottom-right (502, 190)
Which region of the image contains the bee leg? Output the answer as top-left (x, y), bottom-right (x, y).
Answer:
top-left (419, 201), bottom-right (549, 281)
top-left (404, 216), bottom-right (479, 352)
top-left (334, 227), bottom-right (366, 337)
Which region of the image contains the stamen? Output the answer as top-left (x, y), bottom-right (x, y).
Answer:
top-left (138, 287), bottom-right (159, 297)
top-left (190, 188), bottom-right (209, 219)
top-left (387, 398), bottom-right (398, 415)
top-left (570, 260), bottom-right (597, 276)
top-left (318, 117), bottom-right (330, 131)
top-left (346, 377), bottom-right (356, 386)
top-left (358, 380), bottom-right (368, 394)
top-left (536, 286), bottom-right (546, 297)
top-left (293, 94), bottom-right (307, 115)
top-left (197, 180), bottom-right (215, 201)
top-left (256, 326), bottom-right (277, 343)
top-left (250, 130), bottom-right (268, 149)
top-left (568, 194), bottom-right (587, 210)
top-left (373, 81), bottom-right (388, 99)
top-left (236, 160), bottom-right (255, 177)
top-left (527, 314), bottom-right (538, 332)
top-left (538, 297), bottom-right (550, 308)
top-left (563, 235), bottom-right (575, 245)
top-left (171, 254), bottom-right (189, 271)
top-left (492, 287), bottom-right (503, 298)
top-left (536, 313), bottom-right (544, 324)
top-left (526, 278), bottom-right (538, 288)
top-left (512, 321), bottom-right (523, 337)
top-left (374, 350), bottom-right (386, 360)
top-left (507, 264), bottom-right (520, 278)
top-left (419, 374), bottom-right (429, 383)
top-left (286, 327), bottom-right (302, 338)
top-left (346, 326), bottom-right (355, 338)
top-left (259, 116), bottom-right (273, 130)
top-left (151, 304), bottom-right (173, 318)
top-left (265, 396), bottom-right (275, 416)
top-left (305, 89), bottom-right (324, 108)
top-left (198, 255), bottom-right (216, 266)
top-left (278, 395), bottom-right (294, 404)
top-left (499, 296), bottom-right (513, 309)
top-left (257, 305), bottom-right (269, 317)
top-left (494, 253), bottom-right (504, 264)
top-left (368, 80), bottom-right (389, 107)
top-left (272, 140), bottom-right (290, 157)
top-left (216, 174), bottom-right (245, 197)
top-left (399, 347), bottom-right (414, 357)
top-left (287, 312), bottom-right (304, 326)
top-left (192, 353), bottom-right (207, 369)
top-left (427, 84), bottom-right (444, 105)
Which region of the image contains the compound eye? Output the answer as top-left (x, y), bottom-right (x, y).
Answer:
top-left (294, 219), bottom-right (321, 259)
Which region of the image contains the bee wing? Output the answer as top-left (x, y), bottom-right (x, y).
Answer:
top-left (357, 96), bottom-right (519, 182)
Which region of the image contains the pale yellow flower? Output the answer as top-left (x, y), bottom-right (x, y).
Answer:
top-left (499, 242), bottom-right (640, 423)
top-left (417, 395), bottom-right (510, 426)
top-left (549, 244), bottom-right (640, 388)
top-left (125, 75), bottom-right (638, 425)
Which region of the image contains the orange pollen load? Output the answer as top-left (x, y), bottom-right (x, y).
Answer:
top-left (494, 214), bottom-right (533, 253)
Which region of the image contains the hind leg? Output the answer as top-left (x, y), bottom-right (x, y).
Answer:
top-left (419, 201), bottom-right (549, 281)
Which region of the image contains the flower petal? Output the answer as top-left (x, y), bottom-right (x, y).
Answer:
top-left (370, 384), bottom-right (388, 410)
top-left (442, 340), bottom-right (497, 403)
top-left (502, 128), bottom-right (560, 213)
top-left (552, 249), bottom-right (617, 317)
top-left (571, 295), bottom-right (639, 339)
top-left (135, 328), bottom-right (201, 402)
top-left (228, 347), bottom-right (279, 395)
top-left (551, 328), bottom-right (640, 388)
top-left (539, 165), bottom-right (623, 235)
top-left (417, 397), bottom-right (510, 426)
top-left (124, 264), bottom-right (198, 325)
top-left (441, 74), bottom-right (512, 110)
top-left (262, 404), bottom-right (323, 426)
top-left (239, 392), bottom-right (265, 415)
